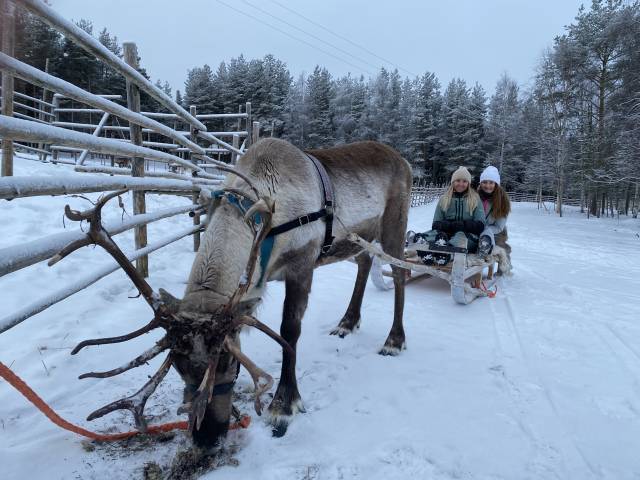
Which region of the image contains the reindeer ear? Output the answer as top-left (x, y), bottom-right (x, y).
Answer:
top-left (159, 288), bottom-right (182, 314)
top-left (236, 297), bottom-right (262, 317)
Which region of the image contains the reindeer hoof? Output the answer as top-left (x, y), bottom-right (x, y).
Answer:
top-left (329, 316), bottom-right (361, 338)
top-left (267, 397), bottom-right (305, 437)
top-left (272, 421), bottom-right (289, 438)
top-left (329, 326), bottom-right (353, 338)
top-left (378, 340), bottom-right (406, 356)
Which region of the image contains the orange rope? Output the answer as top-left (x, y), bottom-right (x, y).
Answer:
top-left (0, 361), bottom-right (250, 442)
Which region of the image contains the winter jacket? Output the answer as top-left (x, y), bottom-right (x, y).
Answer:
top-left (431, 191), bottom-right (485, 236)
top-left (479, 190), bottom-right (508, 246)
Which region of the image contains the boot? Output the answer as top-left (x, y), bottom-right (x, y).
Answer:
top-left (432, 232), bottom-right (451, 265)
top-left (405, 230), bottom-right (416, 246)
top-left (478, 235), bottom-right (492, 256)
top-left (419, 251), bottom-right (435, 265)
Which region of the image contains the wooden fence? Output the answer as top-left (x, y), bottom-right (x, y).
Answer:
top-left (410, 184), bottom-right (582, 209)
top-left (0, 0), bottom-right (263, 335)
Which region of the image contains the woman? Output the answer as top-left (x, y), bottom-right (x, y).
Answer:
top-left (477, 166), bottom-right (511, 270)
top-left (416, 166), bottom-right (485, 265)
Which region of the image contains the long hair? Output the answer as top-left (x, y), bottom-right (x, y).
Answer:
top-left (439, 185), bottom-right (479, 214)
top-left (478, 184), bottom-right (511, 219)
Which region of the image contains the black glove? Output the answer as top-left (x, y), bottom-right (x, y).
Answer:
top-left (463, 219), bottom-right (485, 235)
top-left (450, 220), bottom-right (465, 232)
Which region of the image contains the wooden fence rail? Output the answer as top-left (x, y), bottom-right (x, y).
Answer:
top-left (0, 203), bottom-right (201, 277)
top-left (409, 185), bottom-right (582, 209)
top-left (0, 0), bottom-right (258, 335)
top-left (0, 222), bottom-right (205, 334)
top-left (16, 0), bottom-right (204, 130)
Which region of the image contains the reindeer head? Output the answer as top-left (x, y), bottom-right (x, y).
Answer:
top-left (54, 186), bottom-right (292, 448)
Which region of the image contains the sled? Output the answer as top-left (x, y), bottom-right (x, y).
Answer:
top-left (347, 233), bottom-right (499, 305)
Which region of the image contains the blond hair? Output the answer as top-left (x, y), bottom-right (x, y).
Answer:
top-left (438, 185), bottom-right (480, 214)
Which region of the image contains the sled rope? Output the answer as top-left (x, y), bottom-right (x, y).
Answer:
top-left (0, 361), bottom-right (250, 442)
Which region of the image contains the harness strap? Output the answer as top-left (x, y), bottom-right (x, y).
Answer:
top-left (266, 208), bottom-right (329, 237)
top-left (304, 152), bottom-right (335, 255)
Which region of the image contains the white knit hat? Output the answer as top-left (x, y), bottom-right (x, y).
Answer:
top-left (480, 165), bottom-right (500, 185)
top-left (451, 166), bottom-right (472, 184)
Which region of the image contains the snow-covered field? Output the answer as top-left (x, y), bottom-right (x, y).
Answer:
top-left (1, 156), bottom-right (640, 480)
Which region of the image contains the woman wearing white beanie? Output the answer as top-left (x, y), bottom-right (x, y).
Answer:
top-left (413, 166), bottom-right (486, 265)
top-left (477, 165), bottom-right (512, 273)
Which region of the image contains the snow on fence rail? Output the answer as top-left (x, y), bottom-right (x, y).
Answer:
top-left (0, 0), bottom-right (253, 337)
top-left (0, 203), bottom-right (202, 277)
top-left (0, 53), bottom-right (208, 155)
top-left (0, 116), bottom-right (221, 179)
top-left (0, 222), bottom-right (205, 335)
top-left (15, 0), bottom-right (204, 131)
top-left (0, 174), bottom-right (203, 200)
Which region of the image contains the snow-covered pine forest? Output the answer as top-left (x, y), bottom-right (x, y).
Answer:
top-left (6, 0), bottom-right (640, 217)
top-left (2, 155), bottom-right (640, 480)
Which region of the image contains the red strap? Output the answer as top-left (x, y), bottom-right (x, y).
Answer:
top-left (0, 361), bottom-right (250, 442)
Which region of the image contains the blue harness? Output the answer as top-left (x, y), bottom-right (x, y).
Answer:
top-left (210, 152), bottom-right (335, 288)
top-left (211, 190), bottom-right (275, 287)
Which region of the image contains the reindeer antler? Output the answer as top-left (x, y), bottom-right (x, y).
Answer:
top-left (49, 190), bottom-right (178, 430)
top-left (86, 354), bottom-right (173, 432)
top-left (224, 337), bottom-right (274, 415)
top-left (51, 187), bottom-right (292, 436)
top-left (224, 196), bottom-right (274, 314)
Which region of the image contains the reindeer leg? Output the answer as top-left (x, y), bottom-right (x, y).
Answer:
top-left (268, 266), bottom-right (313, 437)
top-left (330, 252), bottom-right (372, 337)
top-left (379, 195), bottom-right (408, 356)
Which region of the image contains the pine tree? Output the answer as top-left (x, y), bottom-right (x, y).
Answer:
top-left (441, 78), bottom-right (473, 178)
top-left (466, 83), bottom-right (489, 178)
top-left (487, 73), bottom-right (521, 187)
top-left (305, 66), bottom-right (334, 147)
top-left (183, 64), bottom-right (215, 111)
top-left (413, 72), bottom-right (444, 182)
top-left (282, 73), bottom-right (307, 146)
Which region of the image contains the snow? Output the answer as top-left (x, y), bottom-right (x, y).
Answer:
top-left (2, 156), bottom-right (640, 479)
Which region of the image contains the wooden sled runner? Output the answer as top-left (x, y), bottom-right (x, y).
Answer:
top-left (347, 233), bottom-right (499, 305)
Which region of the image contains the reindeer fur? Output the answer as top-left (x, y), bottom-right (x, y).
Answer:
top-left (177, 138), bottom-right (412, 443)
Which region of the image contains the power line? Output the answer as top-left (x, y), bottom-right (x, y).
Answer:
top-left (241, 0), bottom-right (381, 73)
top-left (214, 0), bottom-right (373, 76)
top-left (269, 0), bottom-right (418, 77)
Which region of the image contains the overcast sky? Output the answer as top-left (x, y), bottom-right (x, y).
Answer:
top-left (50, 0), bottom-right (586, 96)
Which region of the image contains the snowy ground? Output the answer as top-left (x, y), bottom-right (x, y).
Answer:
top-left (1, 156), bottom-right (640, 480)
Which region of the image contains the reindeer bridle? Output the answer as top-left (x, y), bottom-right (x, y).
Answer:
top-left (51, 187), bottom-right (294, 436)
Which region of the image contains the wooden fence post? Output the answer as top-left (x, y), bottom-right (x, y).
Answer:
top-left (1, 0), bottom-right (16, 177)
top-left (51, 95), bottom-right (60, 162)
top-left (252, 121), bottom-right (260, 145)
top-left (245, 102), bottom-right (252, 147)
top-left (38, 58), bottom-right (50, 161)
top-left (231, 134), bottom-right (240, 165)
top-left (189, 105), bottom-right (201, 252)
top-left (123, 42), bottom-right (148, 277)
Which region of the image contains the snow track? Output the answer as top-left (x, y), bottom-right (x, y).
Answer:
top-left (1, 157), bottom-right (640, 479)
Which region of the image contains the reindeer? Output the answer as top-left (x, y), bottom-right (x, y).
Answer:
top-left (57, 138), bottom-right (412, 448)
